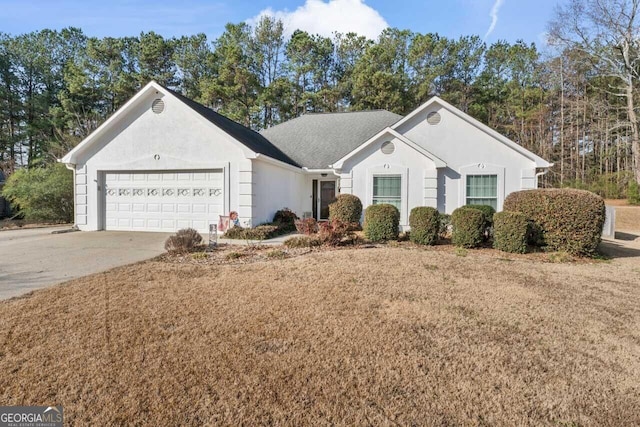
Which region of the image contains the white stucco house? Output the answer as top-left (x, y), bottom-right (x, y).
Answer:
top-left (60, 81), bottom-right (551, 233)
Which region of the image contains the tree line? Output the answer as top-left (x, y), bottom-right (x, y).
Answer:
top-left (1, 0), bottom-right (639, 199)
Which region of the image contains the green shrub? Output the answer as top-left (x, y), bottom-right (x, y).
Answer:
top-left (224, 224), bottom-right (280, 240)
top-left (451, 207), bottom-right (485, 248)
top-left (284, 236), bottom-right (322, 248)
top-left (439, 213), bottom-right (451, 239)
top-left (464, 204), bottom-right (496, 227)
top-left (329, 194), bottom-right (363, 224)
top-left (409, 206), bottom-right (440, 245)
top-left (165, 228), bottom-right (203, 253)
top-left (294, 217), bottom-right (318, 235)
top-left (1, 163), bottom-right (73, 222)
top-left (493, 211), bottom-right (529, 254)
top-left (364, 204), bottom-right (400, 242)
top-left (273, 208), bottom-right (298, 232)
top-left (628, 180), bottom-right (640, 205)
top-left (503, 189), bottom-right (605, 256)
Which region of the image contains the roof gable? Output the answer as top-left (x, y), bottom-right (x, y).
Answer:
top-left (61, 81), bottom-right (299, 167)
top-left (331, 128), bottom-right (446, 169)
top-left (392, 96), bottom-right (552, 168)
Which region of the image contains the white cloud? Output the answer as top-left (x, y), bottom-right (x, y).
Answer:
top-left (247, 0), bottom-right (389, 40)
top-left (484, 0), bottom-right (505, 40)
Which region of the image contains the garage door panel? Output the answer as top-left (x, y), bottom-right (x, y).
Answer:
top-left (161, 219), bottom-right (175, 229)
top-left (104, 169), bottom-right (224, 233)
top-left (176, 219), bottom-right (190, 229)
top-left (192, 204), bottom-right (206, 214)
top-left (208, 204), bottom-right (222, 214)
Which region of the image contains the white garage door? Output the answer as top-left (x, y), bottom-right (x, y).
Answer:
top-left (104, 170), bottom-right (224, 233)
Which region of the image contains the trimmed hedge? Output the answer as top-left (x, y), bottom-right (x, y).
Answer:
top-left (224, 224), bottom-right (280, 240)
top-left (329, 194), bottom-right (363, 224)
top-left (364, 204), bottom-right (400, 242)
top-left (464, 204), bottom-right (496, 227)
top-left (409, 206), bottom-right (440, 245)
top-left (451, 207), bottom-right (485, 248)
top-left (503, 189), bottom-right (605, 256)
top-left (493, 211), bottom-right (529, 254)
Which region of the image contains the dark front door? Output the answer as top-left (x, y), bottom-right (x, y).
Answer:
top-left (319, 181), bottom-right (336, 220)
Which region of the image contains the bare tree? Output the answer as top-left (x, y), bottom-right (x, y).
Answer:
top-left (549, 0), bottom-right (640, 185)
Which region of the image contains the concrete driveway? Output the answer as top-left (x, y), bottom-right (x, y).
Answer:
top-left (0, 227), bottom-right (170, 300)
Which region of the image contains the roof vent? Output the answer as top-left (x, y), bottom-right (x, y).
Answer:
top-left (427, 111), bottom-right (441, 125)
top-left (381, 140), bottom-right (395, 155)
top-left (151, 99), bottom-right (165, 114)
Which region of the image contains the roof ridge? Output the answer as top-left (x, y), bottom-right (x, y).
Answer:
top-left (303, 109), bottom-right (397, 115)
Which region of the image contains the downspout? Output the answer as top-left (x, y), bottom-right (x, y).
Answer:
top-left (61, 160), bottom-right (78, 230)
top-left (535, 168), bottom-right (549, 188)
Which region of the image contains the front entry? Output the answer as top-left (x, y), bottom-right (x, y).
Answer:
top-left (312, 180), bottom-right (336, 220)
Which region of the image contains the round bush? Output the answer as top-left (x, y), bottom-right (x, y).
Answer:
top-left (493, 211), bottom-right (529, 254)
top-left (464, 204), bottom-right (496, 227)
top-left (329, 194), bottom-right (363, 224)
top-left (451, 207), bottom-right (485, 248)
top-left (504, 189), bottom-right (605, 256)
top-left (364, 204), bottom-right (400, 242)
top-left (409, 206), bottom-right (440, 245)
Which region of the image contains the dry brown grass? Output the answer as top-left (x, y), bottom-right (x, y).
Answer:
top-left (2, 244), bottom-right (640, 426)
top-left (615, 205), bottom-right (640, 233)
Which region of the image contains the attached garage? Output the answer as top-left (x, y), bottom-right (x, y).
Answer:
top-left (104, 170), bottom-right (223, 233)
top-left (60, 81), bottom-right (299, 233)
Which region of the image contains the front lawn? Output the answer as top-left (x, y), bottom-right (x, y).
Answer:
top-left (1, 246), bottom-right (639, 425)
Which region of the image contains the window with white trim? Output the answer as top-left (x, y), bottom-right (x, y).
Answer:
top-left (373, 175), bottom-right (401, 211)
top-left (466, 174), bottom-right (497, 209)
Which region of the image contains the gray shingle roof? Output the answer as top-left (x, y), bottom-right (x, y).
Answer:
top-left (164, 87), bottom-right (300, 167)
top-left (260, 110), bottom-right (403, 169)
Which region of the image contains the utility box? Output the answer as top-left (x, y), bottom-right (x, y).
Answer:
top-left (602, 206), bottom-right (616, 239)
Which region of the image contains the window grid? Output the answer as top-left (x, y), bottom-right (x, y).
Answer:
top-left (373, 175), bottom-right (401, 211)
top-left (466, 175), bottom-right (497, 210)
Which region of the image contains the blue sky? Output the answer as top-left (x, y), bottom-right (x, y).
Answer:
top-left (0, 0), bottom-right (559, 45)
